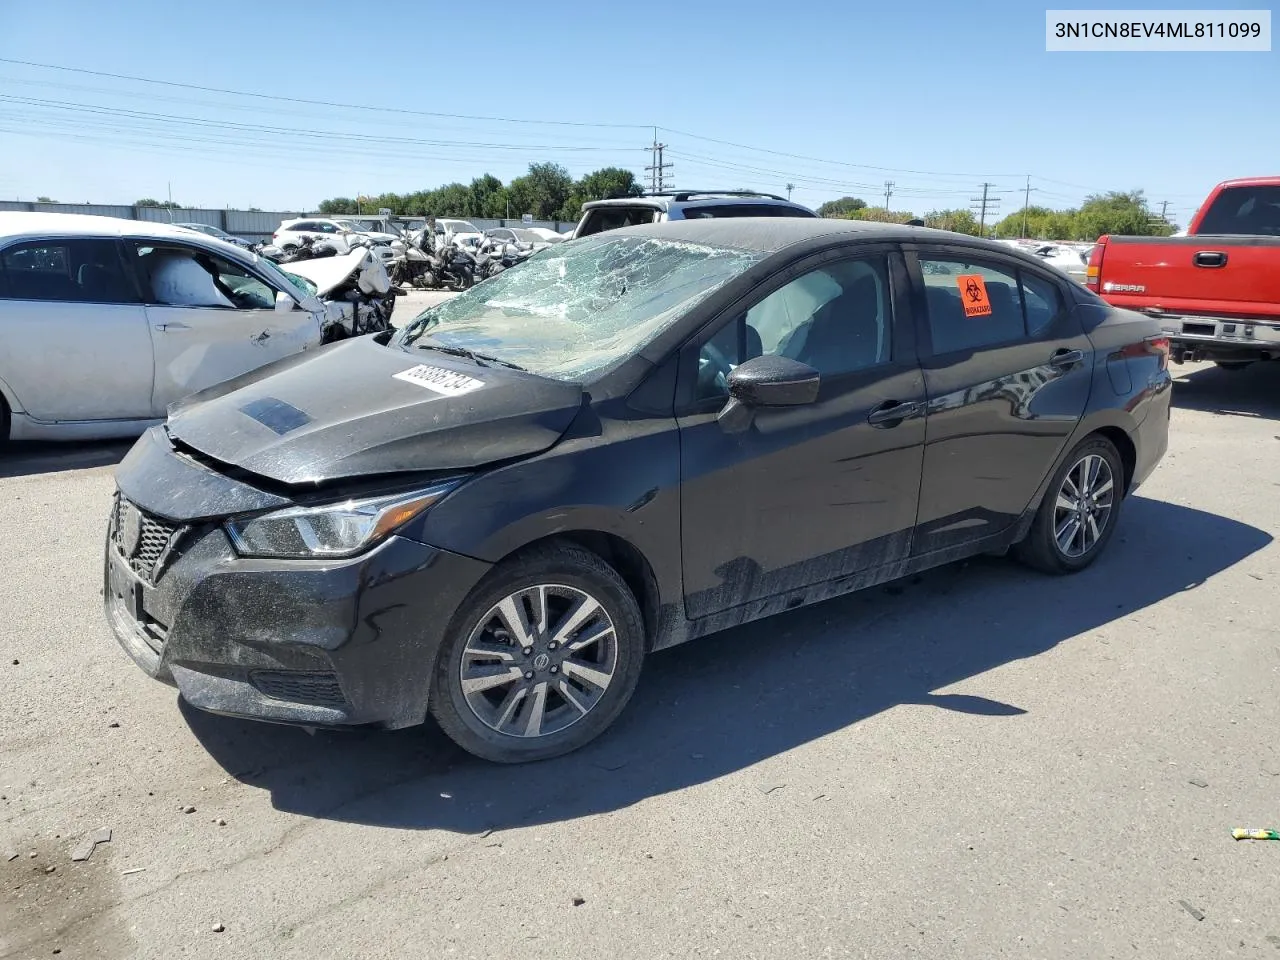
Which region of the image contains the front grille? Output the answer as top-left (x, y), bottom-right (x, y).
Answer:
top-left (249, 671), bottom-right (347, 709)
top-left (111, 495), bottom-right (182, 582)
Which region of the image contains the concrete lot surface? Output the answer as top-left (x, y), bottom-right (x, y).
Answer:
top-left (3, 361), bottom-right (1280, 959)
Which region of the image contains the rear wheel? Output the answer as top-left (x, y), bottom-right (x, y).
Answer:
top-left (1215, 361), bottom-right (1252, 371)
top-left (430, 542), bottom-right (645, 763)
top-left (1015, 435), bottom-right (1124, 574)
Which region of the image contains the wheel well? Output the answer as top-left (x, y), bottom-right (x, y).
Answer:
top-left (1093, 426), bottom-right (1136, 493)
top-left (506, 532), bottom-right (661, 651)
top-left (0, 391), bottom-right (10, 443)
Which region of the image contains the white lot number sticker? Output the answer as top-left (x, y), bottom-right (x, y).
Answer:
top-left (393, 364), bottom-right (484, 397)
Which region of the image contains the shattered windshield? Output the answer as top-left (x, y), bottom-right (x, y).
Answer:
top-left (394, 235), bottom-right (763, 380)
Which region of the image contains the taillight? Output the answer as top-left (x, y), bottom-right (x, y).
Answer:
top-left (1119, 335), bottom-right (1170, 371)
top-left (1085, 235), bottom-right (1108, 291)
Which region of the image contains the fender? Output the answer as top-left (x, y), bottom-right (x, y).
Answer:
top-left (406, 412), bottom-right (685, 628)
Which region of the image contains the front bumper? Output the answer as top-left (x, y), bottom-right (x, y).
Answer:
top-left (104, 428), bottom-right (492, 729)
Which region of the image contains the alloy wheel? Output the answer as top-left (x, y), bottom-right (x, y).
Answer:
top-left (459, 584), bottom-right (618, 739)
top-left (1053, 453), bottom-right (1115, 558)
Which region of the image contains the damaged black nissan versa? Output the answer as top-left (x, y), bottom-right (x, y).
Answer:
top-left (105, 219), bottom-right (1171, 763)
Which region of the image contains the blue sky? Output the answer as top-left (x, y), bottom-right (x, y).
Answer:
top-left (0, 0), bottom-right (1275, 225)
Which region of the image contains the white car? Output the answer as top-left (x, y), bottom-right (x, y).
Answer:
top-left (272, 218), bottom-right (398, 252)
top-left (0, 213), bottom-right (328, 442)
top-left (437, 218), bottom-right (484, 249)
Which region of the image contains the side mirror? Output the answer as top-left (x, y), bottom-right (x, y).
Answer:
top-left (274, 291), bottom-right (296, 312)
top-left (718, 355), bottom-right (820, 433)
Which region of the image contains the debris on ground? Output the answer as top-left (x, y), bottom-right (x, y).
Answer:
top-left (122, 867), bottom-right (146, 876)
top-left (70, 827), bottom-right (112, 862)
top-left (215, 818), bottom-right (226, 827)
top-left (1178, 900), bottom-right (1206, 921)
top-left (572, 896), bottom-right (586, 907)
top-left (1233, 828), bottom-right (1280, 840)
top-left (44, 865), bottom-right (56, 873)
top-left (1188, 778), bottom-right (1209, 788)
top-left (108, 722), bottom-right (120, 728)
top-left (758, 783), bottom-right (786, 795)
top-left (212, 922), bottom-right (225, 933)
top-left (478, 829), bottom-right (493, 839)
top-left (181, 805), bottom-right (196, 814)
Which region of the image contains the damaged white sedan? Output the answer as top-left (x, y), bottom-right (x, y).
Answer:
top-left (0, 213), bottom-right (388, 442)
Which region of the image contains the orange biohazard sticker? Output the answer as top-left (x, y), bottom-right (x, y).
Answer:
top-left (956, 274), bottom-right (992, 317)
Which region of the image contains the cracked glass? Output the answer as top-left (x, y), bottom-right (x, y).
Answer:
top-left (395, 235), bottom-right (764, 380)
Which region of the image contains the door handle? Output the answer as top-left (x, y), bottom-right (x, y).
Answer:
top-left (867, 400), bottom-right (921, 427)
top-left (154, 322), bottom-right (192, 331)
top-left (1193, 250), bottom-right (1227, 268)
top-left (1050, 348), bottom-right (1084, 369)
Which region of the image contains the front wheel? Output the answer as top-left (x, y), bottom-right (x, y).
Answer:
top-left (1014, 435), bottom-right (1124, 574)
top-left (430, 542), bottom-right (646, 763)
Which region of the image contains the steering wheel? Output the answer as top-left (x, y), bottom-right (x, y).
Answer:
top-left (698, 341), bottom-right (735, 396)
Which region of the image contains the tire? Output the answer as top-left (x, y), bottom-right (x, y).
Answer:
top-left (0, 393), bottom-right (9, 445)
top-left (1215, 361), bottom-right (1252, 371)
top-left (429, 541), bottom-right (645, 763)
top-left (1014, 435), bottom-right (1124, 575)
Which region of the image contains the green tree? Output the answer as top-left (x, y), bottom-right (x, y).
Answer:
top-left (468, 174), bottom-right (508, 219)
top-left (318, 197), bottom-right (359, 214)
top-left (1075, 190), bottom-right (1172, 238)
top-left (923, 208), bottom-right (980, 235)
top-left (36, 196), bottom-right (54, 203)
top-left (817, 196), bottom-right (867, 218)
top-left (135, 198), bottom-right (180, 209)
top-left (560, 167), bottom-right (643, 221)
top-left (507, 162), bottom-right (573, 220)
top-left (846, 206), bottom-right (917, 224)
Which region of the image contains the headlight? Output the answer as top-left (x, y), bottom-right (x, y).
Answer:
top-left (225, 480), bottom-right (462, 559)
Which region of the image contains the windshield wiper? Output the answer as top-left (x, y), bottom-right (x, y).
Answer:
top-left (417, 341), bottom-right (526, 372)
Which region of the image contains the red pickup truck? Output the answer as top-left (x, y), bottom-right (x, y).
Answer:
top-left (1087, 177), bottom-right (1280, 369)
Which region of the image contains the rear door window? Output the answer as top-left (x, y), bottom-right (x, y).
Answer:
top-left (917, 258), bottom-right (1028, 353)
top-left (681, 204), bottom-right (816, 219)
top-left (1196, 185), bottom-right (1280, 236)
top-left (576, 206), bottom-right (660, 237)
top-left (0, 239), bottom-right (137, 303)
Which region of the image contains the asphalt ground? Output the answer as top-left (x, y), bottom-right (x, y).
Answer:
top-left (3, 360), bottom-right (1280, 959)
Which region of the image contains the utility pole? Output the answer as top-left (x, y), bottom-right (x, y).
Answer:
top-left (786, 183), bottom-right (794, 201)
top-left (970, 182), bottom-right (1000, 235)
top-left (645, 128), bottom-right (673, 193)
top-left (883, 180), bottom-right (894, 210)
top-left (1021, 175), bottom-right (1033, 238)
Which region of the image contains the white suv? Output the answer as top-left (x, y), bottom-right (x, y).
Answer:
top-left (572, 191), bottom-right (817, 238)
top-left (273, 218), bottom-right (398, 252)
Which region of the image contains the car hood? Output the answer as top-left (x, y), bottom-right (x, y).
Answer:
top-left (165, 337), bottom-right (585, 485)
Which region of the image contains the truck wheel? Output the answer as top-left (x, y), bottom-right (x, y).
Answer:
top-left (1215, 361), bottom-right (1252, 372)
top-left (430, 541), bottom-right (645, 764)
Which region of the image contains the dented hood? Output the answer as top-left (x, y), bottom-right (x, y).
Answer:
top-left (282, 249), bottom-right (387, 297)
top-left (165, 337), bottom-right (584, 485)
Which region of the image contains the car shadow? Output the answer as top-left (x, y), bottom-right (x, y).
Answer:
top-left (184, 495), bottom-right (1270, 833)
top-left (1172, 361), bottom-right (1280, 420)
top-left (0, 440), bottom-right (132, 479)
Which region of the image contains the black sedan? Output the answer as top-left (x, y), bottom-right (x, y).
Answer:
top-left (104, 219), bottom-right (1171, 763)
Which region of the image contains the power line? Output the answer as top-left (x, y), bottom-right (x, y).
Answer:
top-left (0, 57), bottom-right (652, 130)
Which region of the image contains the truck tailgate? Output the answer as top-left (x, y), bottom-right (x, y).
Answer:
top-left (1100, 236), bottom-right (1280, 319)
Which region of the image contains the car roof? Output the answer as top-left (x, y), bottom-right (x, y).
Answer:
top-left (604, 216), bottom-right (1004, 254)
top-left (0, 212), bottom-right (239, 245)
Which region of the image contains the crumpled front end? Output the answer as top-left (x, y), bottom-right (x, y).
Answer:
top-left (103, 427), bottom-right (492, 729)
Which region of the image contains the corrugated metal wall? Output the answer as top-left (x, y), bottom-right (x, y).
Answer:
top-left (0, 202), bottom-right (573, 240)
